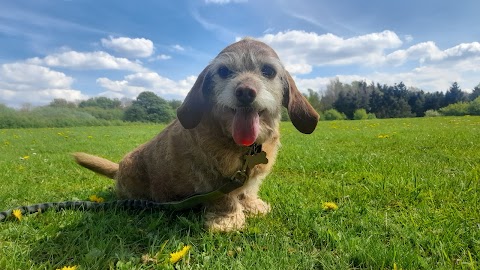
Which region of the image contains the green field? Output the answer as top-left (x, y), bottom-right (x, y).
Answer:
top-left (0, 117), bottom-right (479, 269)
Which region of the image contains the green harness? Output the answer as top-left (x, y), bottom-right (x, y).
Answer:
top-left (0, 144), bottom-right (268, 222)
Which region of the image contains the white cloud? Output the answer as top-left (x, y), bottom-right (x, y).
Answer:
top-left (259, 30), bottom-right (403, 74)
top-left (404, 35), bottom-right (414, 43)
top-left (386, 41), bottom-right (480, 66)
top-left (385, 41), bottom-right (445, 65)
top-left (172, 44), bottom-right (185, 51)
top-left (293, 75), bottom-right (372, 93)
top-left (369, 66), bottom-right (463, 92)
top-left (0, 63), bottom-right (73, 91)
top-left (27, 51), bottom-right (146, 72)
top-left (101, 36), bottom-right (154, 58)
top-left (148, 54), bottom-right (172, 62)
top-left (96, 72), bottom-right (196, 100)
top-left (0, 63), bottom-right (86, 107)
top-left (257, 30), bottom-right (480, 92)
top-left (442, 42), bottom-right (480, 63)
top-left (292, 65), bottom-right (466, 96)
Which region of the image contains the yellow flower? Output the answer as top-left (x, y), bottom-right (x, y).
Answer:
top-left (322, 202), bottom-right (338, 211)
top-left (22, 155), bottom-right (30, 160)
top-left (169, 245), bottom-right (191, 264)
top-left (56, 266), bottom-right (78, 270)
top-left (89, 194), bottom-right (105, 203)
top-left (377, 134), bottom-right (389, 139)
top-left (12, 209), bottom-right (22, 221)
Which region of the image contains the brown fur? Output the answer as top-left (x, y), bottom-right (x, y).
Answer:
top-left (74, 38), bottom-right (319, 231)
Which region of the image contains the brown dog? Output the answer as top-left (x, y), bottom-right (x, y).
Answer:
top-left (74, 38), bottom-right (319, 231)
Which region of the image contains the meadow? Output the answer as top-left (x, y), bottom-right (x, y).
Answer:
top-left (0, 116), bottom-right (479, 269)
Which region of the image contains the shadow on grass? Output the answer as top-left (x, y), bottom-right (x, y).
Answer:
top-left (27, 193), bottom-right (206, 268)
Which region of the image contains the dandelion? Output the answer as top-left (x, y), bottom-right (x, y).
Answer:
top-left (89, 194), bottom-right (105, 203)
top-left (56, 266), bottom-right (78, 270)
top-left (322, 202), bottom-right (338, 211)
top-left (377, 134), bottom-right (389, 139)
top-left (21, 155), bottom-right (30, 160)
top-left (12, 209), bottom-right (22, 221)
top-left (169, 245), bottom-right (191, 264)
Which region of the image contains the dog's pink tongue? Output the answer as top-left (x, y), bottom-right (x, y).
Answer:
top-left (232, 108), bottom-right (259, 146)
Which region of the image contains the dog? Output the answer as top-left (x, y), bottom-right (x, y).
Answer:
top-left (74, 38), bottom-right (319, 232)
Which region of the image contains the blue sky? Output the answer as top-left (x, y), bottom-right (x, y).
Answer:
top-left (1, 0), bottom-right (479, 107)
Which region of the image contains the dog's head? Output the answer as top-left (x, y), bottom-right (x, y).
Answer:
top-left (177, 38), bottom-right (319, 146)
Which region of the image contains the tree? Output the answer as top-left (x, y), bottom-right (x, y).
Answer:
top-left (79, 97), bottom-right (121, 109)
top-left (469, 84), bottom-right (480, 101)
top-left (333, 90), bottom-right (357, 119)
top-left (319, 78), bottom-right (344, 111)
top-left (444, 82), bottom-right (467, 106)
top-left (168, 100), bottom-right (182, 110)
top-left (123, 105), bottom-right (148, 122)
top-left (408, 90), bottom-right (426, 117)
top-left (306, 89), bottom-right (322, 113)
top-left (49, 98), bottom-right (77, 108)
top-left (123, 91), bottom-right (175, 123)
top-left (423, 91), bottom-right (445, 112)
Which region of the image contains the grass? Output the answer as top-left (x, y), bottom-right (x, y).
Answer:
top-left (0, 117), bottom-right (479, 269)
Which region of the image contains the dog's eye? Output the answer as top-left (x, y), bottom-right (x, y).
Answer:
top-left (261, 65), bottom-right (276, 79)
top-left (218, 66), bottom-right (233, 79)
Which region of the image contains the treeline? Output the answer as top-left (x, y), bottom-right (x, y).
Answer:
top-left (306, 79), bottom-right (480, 120)
top-left (2, 80), bottom-right (480, 129)
top-left (0, 91), bottom-right (181, 129)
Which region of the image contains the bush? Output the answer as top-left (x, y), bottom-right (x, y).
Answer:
top-left (367, 113), bottom-right (377, 119)
top-left (0, 105), bottom-right (126, 128)
top-left (439, 102), bottom-right (469, 116)
top-left (80, 107), bottom-right (124, 121)
top-left (467, 97), bottom-right (480, 115)
top-left (322, 109), bottom-right (346, 121)
top-left (353, 109), bottom-right (368, 120)
top-left (424, 110), bottom-right (442, 117)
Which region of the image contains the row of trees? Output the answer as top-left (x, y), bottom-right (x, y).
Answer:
top-left (0, 92), bottom-right (181, 129)
top-left (1, 79), bottom-right (480, 128)
top-left (306, 79), bottom-right (480, 119)
top-left (48, 92), bottom-right (181, 123)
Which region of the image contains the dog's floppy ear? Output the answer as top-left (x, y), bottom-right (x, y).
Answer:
top-left (177, 66), bottom-right (212, 129)
top-left (282, 71), bottom-right (319, 134)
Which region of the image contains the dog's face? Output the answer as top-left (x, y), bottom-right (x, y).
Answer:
top-left (177, 38), bottom-right (319, 146)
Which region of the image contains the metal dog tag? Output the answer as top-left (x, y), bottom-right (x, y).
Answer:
top-left (244, 151), bottom-right (268, 170)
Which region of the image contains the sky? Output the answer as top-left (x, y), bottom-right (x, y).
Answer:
top-left (1, 0), bottom-right (480, 108)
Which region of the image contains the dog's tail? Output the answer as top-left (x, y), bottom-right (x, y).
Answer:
top-left (73, 152), bottom-right (119, 179)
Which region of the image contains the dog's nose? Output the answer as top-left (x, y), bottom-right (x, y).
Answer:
top-left (235, 86), bottom-right (257, 105)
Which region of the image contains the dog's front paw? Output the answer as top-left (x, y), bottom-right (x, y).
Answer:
top-left (240, 197), bottom-right (271, 216)
top-left (204, 210), bottom-right (245, 232)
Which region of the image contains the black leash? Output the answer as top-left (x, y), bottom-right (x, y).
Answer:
top-left (1, 144), bottom-right (268, 222)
